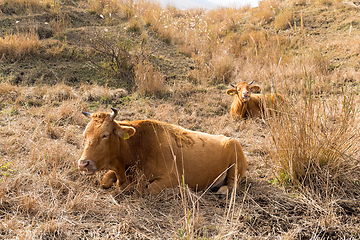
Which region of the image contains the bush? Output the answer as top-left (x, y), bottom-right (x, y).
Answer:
top-left (268, 78), bottom-right (359, 193)
top-left (89, 30), bottom-right (134, 83)
top-left (255, 0), bottom-right (280, 24)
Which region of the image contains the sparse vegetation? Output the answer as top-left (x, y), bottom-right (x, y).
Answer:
top-left (1, 0), bottom-right (360, 239)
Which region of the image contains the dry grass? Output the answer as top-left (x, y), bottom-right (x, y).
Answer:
top-left (0, 0), bottom-right (46, 14)
top-left (1, 78), bottom-right (360, 239)
top-left (254, 0), bottom-right (281, 24)
top-left (89, 0), bottom-right (135, 19)
top-left (275, 9), bottom-right (294, 30)
top-left (1, 0), bottom-right (360, 239)
top-left (268, 83), bottom-right (360, 190)
top-left (134, 58), bottom-right (165, 96)
top-left (0, 31), bottom-right (40, 61)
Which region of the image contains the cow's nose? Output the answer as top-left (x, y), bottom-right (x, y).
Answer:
top-left (78, 159), bottom-right (90, 168)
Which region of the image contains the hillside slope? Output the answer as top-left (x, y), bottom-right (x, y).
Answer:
top-left (0, 0), bottom-right (359, 89)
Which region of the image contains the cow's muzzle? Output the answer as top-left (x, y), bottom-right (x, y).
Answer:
top-left (241, 92), bottom-right (250, 102)
top-left (78, 159), bottom-right (97, 175)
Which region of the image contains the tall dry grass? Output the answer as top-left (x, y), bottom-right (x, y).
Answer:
top-left (267, 77), bottom-right (360, 194)
top-left (0, 32), bottom-right (40, 61)
top-left (274, 9), bottom-right (294, 30)
top-left (134, 58), bottom-right (165, 96)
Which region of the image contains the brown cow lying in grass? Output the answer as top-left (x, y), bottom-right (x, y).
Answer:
top-left (226, 81), bottom-right (285, 119)
top-left (78, 108), bottom-right (247, 196)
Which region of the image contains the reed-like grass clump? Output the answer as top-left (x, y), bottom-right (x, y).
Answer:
top-left (268, 78), bottom-right (360, 194)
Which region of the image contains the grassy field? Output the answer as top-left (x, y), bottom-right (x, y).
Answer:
top-left (1, 0), bottom-right (360, 239)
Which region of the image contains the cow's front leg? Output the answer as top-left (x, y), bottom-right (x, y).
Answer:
top-left (101, 164), bottom-right (128, 190)
top-left (101, 170), bottom-right (117, 189)
top-left (146, 177), bottom-right (175, 195)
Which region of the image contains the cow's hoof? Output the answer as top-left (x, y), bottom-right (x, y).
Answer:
top-left (215, 185), bottom-right (229, 196)
top-left (101, 171), bottom-right (117, 189)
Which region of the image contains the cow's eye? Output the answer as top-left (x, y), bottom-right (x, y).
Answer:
top-left (102, 133), bottom-right (109, 139)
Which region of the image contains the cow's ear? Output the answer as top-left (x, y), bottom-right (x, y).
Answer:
top-left (250, 85), bottom-right (261, 93)
top-left (226, 89), bottom-right (237, 96)
top-left (115, 125), bottom-right (136, 140)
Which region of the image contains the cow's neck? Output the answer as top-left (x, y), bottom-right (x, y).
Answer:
top-left (118, 122), bottom-right (150, 167)
top-left (236, 95), bottom-right (249, 118)
top-left (119, 138), bottom-right (138, 167)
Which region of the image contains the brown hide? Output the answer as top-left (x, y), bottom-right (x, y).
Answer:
top-left (78, 109), bottom-right (247, 195)
top-left (226, 82), bottom-right (285, 119)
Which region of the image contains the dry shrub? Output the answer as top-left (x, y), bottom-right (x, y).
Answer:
top-left (15, 86), bottom-right (46, 107)
top-left (317, 0), bottom-right (336, 6)
top-left (229, 29), bottom-right (286, 67)
top-left (53, 100), bottom-right (88, 126)
top-left (311, 50), bottom-right (331, 74)
top-left (290, 0), bottom-right (307, 6)
top-left (0, 31), bottom-right (40, 61)
top-left (268, 80), bottom-right (360, 195)
top-left (89, 30), bottom-right (134, 82)
top-left (274, 9), bottom-right (294, 30)
top-left (255, 7), bottom-right (275, 25)
top-left (128, 17), bottom-right (144, 33)
top-left (141, 3), bottom-right (179, 44)
top-left (134, 59), bottom-right (165, 96)
top-left (139, 0), bottom-right (163, 27)
top-left (50, 12), bottom-right (69, 38)
top-left (89, 0), bottom-right (120, 16)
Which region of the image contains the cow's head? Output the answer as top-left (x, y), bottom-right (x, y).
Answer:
top-left (226, 81), bottom-right (261, 102)
top-left (78, 108), bottom-right (135, 175)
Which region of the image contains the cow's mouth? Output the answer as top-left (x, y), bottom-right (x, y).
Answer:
top-left (82, 170), bottom-right (96, 175)
top-left (241, 92), bottom-right (250, 101)
top-left (242, 95), bottom-right (250, 101)
top-left (78, 159), bottom-right (97, 175)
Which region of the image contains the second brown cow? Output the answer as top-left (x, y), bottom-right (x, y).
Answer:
top-left (226, 81), bottom-right (285, 119)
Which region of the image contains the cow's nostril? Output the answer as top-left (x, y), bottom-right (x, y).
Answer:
top-left (78, 160), bottom-right (90, 168)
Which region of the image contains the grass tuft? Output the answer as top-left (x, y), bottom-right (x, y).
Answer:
top-left (134, 58), bottom-right (165, 96)
top-left (0, 32), bottom-right (40, 61)
top-left (268, 79), bottom-right (360, 194)
top-left (274, 9), bottom-right (294, 30)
